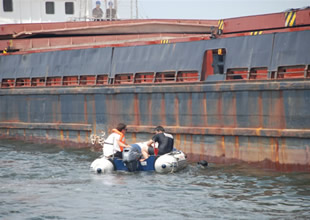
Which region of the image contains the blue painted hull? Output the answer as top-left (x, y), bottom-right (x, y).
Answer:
top-left (113, 156), bottom-right (157, 172)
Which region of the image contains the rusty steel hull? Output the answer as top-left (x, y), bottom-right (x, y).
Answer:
top-left (1, 80), bottom-right (310, 171)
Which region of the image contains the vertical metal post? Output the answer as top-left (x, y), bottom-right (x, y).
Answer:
top-left (136, 0), bottom-right (138, 19)
top-left (110, 7), bottom-right (112, 20)
top-left (131, 0), bottom-right (133, 19)
top-left (304, 65), bottom-right (309, 78)
top-left (104, 0), bottom-right (107, 19)
top-left (247, 69), bottom-right (250, 80)
top-left (108, 0), bottom-right (112, 20)
top-left (115, 0), bottom-right (118, 19)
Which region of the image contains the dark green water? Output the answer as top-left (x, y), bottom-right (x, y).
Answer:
top-left (1, 139), bottom-right (310, 219)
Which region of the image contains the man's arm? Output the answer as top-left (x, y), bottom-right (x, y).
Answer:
top-left (145, 139), bottom-right (154, 147)
top-left (117, 140), bottom-right (130, 148)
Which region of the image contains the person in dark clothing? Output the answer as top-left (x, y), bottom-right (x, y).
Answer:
top-left (92, 1), bottom-right (104, 21)
top-left (141, 126), bottom-right (174, 160)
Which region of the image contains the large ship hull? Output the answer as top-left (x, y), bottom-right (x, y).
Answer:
top-left (1, 10), bottom-right (310, 171)
top-left (1, 79), bottom-right (310, 171)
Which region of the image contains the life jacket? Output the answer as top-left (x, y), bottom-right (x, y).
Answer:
top-left (112, 129), bottom-right (126, 152)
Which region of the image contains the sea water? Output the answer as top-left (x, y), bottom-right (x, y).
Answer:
top-left (1, 139), bottom-right (310, 219)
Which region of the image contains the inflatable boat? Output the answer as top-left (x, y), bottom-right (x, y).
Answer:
top-left (90, 148), bottom-right (187, 174)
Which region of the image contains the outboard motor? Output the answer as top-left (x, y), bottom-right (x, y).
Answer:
top-left (122, 147), bottom-right (142, 172)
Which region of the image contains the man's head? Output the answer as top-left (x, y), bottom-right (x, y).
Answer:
top-left (116, 123), bottom-right (127, 134)
top-left (96, 1), bottom-right (101, 7)
top-left (154, 126), bottom-right (165, 134)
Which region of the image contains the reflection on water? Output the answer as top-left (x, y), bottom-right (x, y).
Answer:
top-left (1, 139), bottom-right (310, 219)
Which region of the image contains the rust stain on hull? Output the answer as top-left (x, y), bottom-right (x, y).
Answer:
top-left (134, 94), bottom-right (140, 126)
top-left (199, 138), bottom-right (205, 161)
top-left (147, 94), bottom-right (152, 125)
top-left (175, 94), bottom-right (180, 127)
top-left (1, 79), bottom-right (310, 172)
top-left (221, 136), bottom-right (225, 158)
top-left (85, 131), bottom-right (89, 143)
top-left (0, 127), bottom-right (309, 172)
top-left (77, 131), bottom-right (81, 143)
top-left (161, 93), bottom-right (166, 126)
top-left (188, 94), bottom-right (193, 127)
top-left (190, 154), bottom-right (310, 172)
top-left (60, 130), bottom-right (64, 141)
top-left (203, 93), bottom-right (208, 127)
top-left (84, 95), bottom-right (88, 124)
top-left (91, 94), bottom-right (96, 134)
top-left (234, 136), bottom-right (239, 160)
top-left (175, 133), bottom-right (181, 150)
top-left (258, 91), bottom-right (263, 127)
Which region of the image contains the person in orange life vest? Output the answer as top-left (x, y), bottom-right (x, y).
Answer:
top-left (103, 123), bottom-right (130, 158)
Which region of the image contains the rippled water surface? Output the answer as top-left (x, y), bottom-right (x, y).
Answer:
top-left (1, 139), bottom-right (310, 219)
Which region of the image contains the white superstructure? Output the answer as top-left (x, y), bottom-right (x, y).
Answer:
top-left (0, 0), bottom-right (91, 23)
top-left (0, 0), bottom-right (138, 24)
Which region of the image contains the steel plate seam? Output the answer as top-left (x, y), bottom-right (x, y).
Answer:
top-left (1, 80), bottom-right (310, 95)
